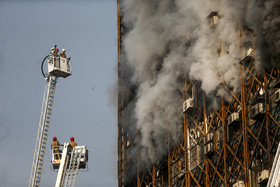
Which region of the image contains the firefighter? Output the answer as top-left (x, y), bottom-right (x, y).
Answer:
top-left (51, 137), bottom-right (61, 160)
top-left (70, 137), bottom-right (77, 148)
top-left (53, 48), bottom-right (59, 56)
top-left (53, 48), bottom-right (59, 67)
top-left (60, 49), bottom-right (67, 58)
top-left (50, 47), bottom-right (55, 57)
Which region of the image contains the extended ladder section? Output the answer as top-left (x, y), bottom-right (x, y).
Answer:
top-left (267, 143), bottom-right (280, 187)
top-left (55, 143), bottom-right (70, 187)
top-left (55, 144), bottom-right (88, 187)
top-left (29, 76), bottom-right (57, 187)
top-left (64, 147), bottom-right (84, 187)
top-left (29, 47), bottom-right (72, 187)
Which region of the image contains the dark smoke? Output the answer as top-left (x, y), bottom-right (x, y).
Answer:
top-left (119, 0), bottom-right (280, 166)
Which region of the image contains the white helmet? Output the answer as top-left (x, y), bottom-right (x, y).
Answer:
top-left (62, 49), bottom-right (66, 52)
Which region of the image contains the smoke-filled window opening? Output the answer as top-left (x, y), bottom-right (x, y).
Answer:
top-left (187, 105), bottom-right (205, 131)
top-left (253, 81), bottom-right (264, 99)
top-left (238, 30), bottom-right (256, 73)
top-left (189, 122), bottom-right (201, 148)
top-left (206, 87), bottom-right (223, 110)
top-left (244, 41), bottom-right (254, 57)
top-left (216, 125), bottom-right (223, 151)
top-left (204, 135), bottom-right (214, 157)
top-left (189, 85), bottom-right (195, 100)
top-left (138, 161), bottom-right (169, 187)
top-left (225, 101), bottom-right (242, 143)
top-left (205, 108), bottom-right (224, 151)
top-left (169, 144), bottom-right (187, 185)
top-left (183, 82), bottom-right (206, 115)
top-left (244, 67), bottom-right (266, 150)
top-left (125, 132), bottom-right (134, 148)
top-left (195, 83), bottom-right (206, 109)
top-left (134, 154), bottom-right (170, 186)
top-left (204, 88), bottom-right (220, 112)
top-left (149, 58), bottom-right (164, 86)
top-left (183, 95), bottom-right (195, 114)
top-left (188, 121), bottom-right (205, 171)
top-left (157, 156), bottom-right (169, 185)
top-left (202, 111), bottom-right (216, 158)
top-left (188, 131), bottom-right (199, 171)
top-left (247, 81), bottom-right (265, 125)
top-left (204, 111), bottom-right (212, 129)
top-left (207, 11), bottom-right (219, 29)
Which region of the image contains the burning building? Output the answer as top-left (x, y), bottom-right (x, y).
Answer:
top-left (117, 0), bottom-right (280, 186)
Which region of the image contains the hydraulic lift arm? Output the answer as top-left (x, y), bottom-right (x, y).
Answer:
top-left (267, 142), bottom-right (280, 187)
top-left (29, 47), bottom-right (72, 187)
top-left (55, 143), bottom-right (70, 187)
top-left (29, 76), bottom-right (57, 187)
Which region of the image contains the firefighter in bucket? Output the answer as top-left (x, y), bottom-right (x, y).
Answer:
top-left (51, 137), bottom-right (61, 160)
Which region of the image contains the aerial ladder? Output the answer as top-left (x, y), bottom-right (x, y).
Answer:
top-left (267, 142), bottom-right (280, 187)
top-left (53, 143), bottom-right (88, 187)
top-left (29, 46), bottom-right (72, 187)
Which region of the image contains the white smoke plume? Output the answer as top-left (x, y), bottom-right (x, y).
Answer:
top-left (119, 0), bottom-right (280, 165)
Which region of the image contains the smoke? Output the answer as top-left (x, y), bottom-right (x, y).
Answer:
top-left (119, 0), bottom-right (280, 166)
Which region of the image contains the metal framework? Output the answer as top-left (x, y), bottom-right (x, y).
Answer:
top-left (64, 147), bottom-right (83, 187)
top-left (117, 2), bottom-right (280, 187)
top-left (267, 136), bottom-right (280, 186)
top-left (29, 49), bottom-right (72, 187)
top-left (54, 143), bottom-right (88, 187)
top-left (29, 76), bottom-right (57, 187)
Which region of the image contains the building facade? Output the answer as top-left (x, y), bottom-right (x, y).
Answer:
top-left (118, 1), bottom-right (280, 186)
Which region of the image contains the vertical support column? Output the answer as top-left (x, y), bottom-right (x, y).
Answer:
top-left (203, 91), bottom-right (209, 187)
top-left (168, 120), bottom-right (172, 187)
top-left (205, 159), bottom-right (210, 187)
top-left (222, 99), bottom-right (228, 187)
top-left (152, 165), bottom-right (156, 187)
top-left (184, 79), bottom-right (190, 187)
top-left (123, 130), bottom-right (126, 186)
top-left (239, 27), bottom-right (249, 187)
top-left (264, 73), bottom-right (272, 169)
top-left (203, 93), bottom-right (207, 134)
top-left (241, 65), bottom-right (249, 187)
top-left (184, 114), bottom-right (190, 187)
top-left (117, 0), bottom-right (121, 59)
top-left (118, 128), bottom-right (122, 187)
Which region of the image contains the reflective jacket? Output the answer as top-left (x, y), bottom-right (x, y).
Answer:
top-left (60, 52), bottom-right (66, 58)
top-left (70, 141), bottom-right (77, 148)
top-left (51, 141), bottom-right (60, 151)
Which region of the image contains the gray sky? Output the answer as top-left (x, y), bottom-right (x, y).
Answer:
top-left (0, 1), bottom-right (117, 186)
